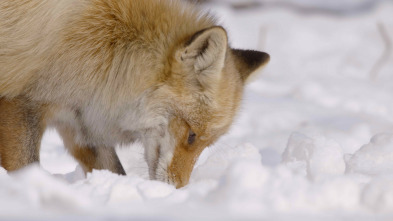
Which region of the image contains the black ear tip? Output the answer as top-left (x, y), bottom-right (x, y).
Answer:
top-left (261, 51), bottom-right (270, 63)
top-left (232, 49), bottom-right (270, 69)
top-left (232, 49), bottom-right (270, 81)
top-left (245, 50), bottom-right (270, 67)
top-left (256, 51), bottom-right (270, 66)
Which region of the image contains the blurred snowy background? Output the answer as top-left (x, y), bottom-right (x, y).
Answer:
top-left (1, 0), bottom-right (393, 220)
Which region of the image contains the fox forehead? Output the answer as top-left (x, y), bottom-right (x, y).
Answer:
top-left (164, 87), bottom-right (241, 143)
top-left (174, 105), bottom-right (231, 140)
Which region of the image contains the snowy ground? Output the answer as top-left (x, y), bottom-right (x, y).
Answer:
top-left (2, 2), bottom-right (393, 220)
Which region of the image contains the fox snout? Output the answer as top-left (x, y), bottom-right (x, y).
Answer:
top-left (141, 117), bottom-right (203, 188)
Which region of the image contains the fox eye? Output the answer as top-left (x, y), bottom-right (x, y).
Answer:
top-left (188, 130), bottom-right (196, 145)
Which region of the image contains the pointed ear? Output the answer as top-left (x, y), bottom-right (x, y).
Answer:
top-left (232, 49), bottom-right (270, 82)
top-left (179, 26), bottom-right (228, 79)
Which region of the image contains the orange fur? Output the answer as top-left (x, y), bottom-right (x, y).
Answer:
top-left (0, 97), bottom-right (46, 170)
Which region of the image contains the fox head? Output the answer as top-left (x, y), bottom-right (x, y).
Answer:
top-left (137, 26), bottom-right (270, 188)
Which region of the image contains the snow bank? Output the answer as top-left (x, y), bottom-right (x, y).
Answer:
top-left (2, 137), bottom-right (393, 219)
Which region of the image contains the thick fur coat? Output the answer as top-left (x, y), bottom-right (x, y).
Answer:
top-left (0, 0), bottom-right (269, 188)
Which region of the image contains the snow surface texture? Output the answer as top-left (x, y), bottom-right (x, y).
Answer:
top-left (2, 2), bottom-right (393, 220)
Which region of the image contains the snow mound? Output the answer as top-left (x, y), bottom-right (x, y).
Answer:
top-left (346, 133), bottom-right (393, 176)
top-left (282, 133), bottom-right (345, 179)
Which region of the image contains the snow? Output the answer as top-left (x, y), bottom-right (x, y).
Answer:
top-left (346, 133), bottom-right (393, 176)
top-left (282, 133), bottom-right (346, 179)
top-left (2, 2), bottom-right (393, 220)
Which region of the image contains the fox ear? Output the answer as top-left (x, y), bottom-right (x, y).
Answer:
top-left (232, 49), bottom-right (270, 82)
top-left (179, 26), bottom-right (228, 83)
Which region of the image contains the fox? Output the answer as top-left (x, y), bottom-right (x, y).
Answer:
top-left (0, 0), bottom-right (269, 188)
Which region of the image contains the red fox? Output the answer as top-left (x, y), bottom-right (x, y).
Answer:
top-left (0, 0), bottom-right (269, 188)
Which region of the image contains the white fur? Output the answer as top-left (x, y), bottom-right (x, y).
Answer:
top-left (49, 87), bottom-right (176, 182)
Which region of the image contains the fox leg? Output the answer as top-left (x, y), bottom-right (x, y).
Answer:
top-left (0, 97), bottom-right (46, 171)
top-left (56, 126), bottom-right (126, 175)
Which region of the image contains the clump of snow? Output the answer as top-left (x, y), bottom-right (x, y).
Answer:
top-left (282, 133), bottom-right (345, 179)
top-left (346, 133), bottom-right (393, 176)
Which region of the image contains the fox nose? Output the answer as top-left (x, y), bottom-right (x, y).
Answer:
top-left (173, 178), bottom-right (188, 189)
top-left (168, 171), bottom-right (190, 189)
top-left (174, 182), bottom-right (188, 189)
